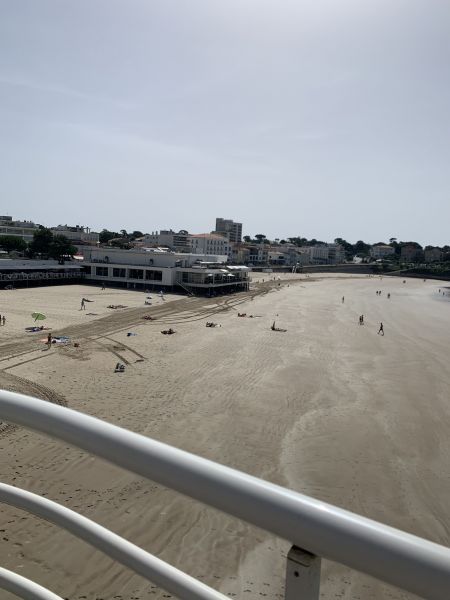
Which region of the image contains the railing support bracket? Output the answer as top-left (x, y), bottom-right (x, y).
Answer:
top-left (285, 545), bottom-right (321, 600)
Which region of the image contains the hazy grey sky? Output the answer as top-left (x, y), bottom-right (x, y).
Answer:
top-left (1, 0), bottom-right (449, 244)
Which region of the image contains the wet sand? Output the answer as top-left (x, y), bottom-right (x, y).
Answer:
top-left (0, 276), bottom-right (449, 600)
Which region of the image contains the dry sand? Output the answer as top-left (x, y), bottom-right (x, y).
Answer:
top-left (0, 276), bottom-right (449, 600)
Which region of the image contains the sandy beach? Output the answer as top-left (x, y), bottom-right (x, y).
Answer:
top-left (1, 275), bottom-right (449, 600)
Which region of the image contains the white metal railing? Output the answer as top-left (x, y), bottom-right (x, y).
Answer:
top-left (1, 390), bottom-right (450, 600)
top-left (0, 483), bottom-right (226, 600)
top-left (0, 567), bottom-right (64, 600)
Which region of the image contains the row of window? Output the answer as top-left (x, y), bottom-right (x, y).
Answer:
top-left (94, 266), bottom-right (162, 281)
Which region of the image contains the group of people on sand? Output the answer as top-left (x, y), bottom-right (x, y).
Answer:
top-left (357, 315), bottom-right (383, 334)
top-left (0, 314), bottom-right (6, 326)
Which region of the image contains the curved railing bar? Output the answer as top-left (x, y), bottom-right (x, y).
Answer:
top-left (1, 390), bottom-right (450, 600)
top-left (0, 567), bottom-right (63, 600)
top-left (0, 483), bottom-right (226, 600)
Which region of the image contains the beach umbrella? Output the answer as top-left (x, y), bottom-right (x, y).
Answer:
top-left (32, 312), bottom-right (46, 322)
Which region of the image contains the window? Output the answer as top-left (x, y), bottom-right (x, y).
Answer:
top-left (83, 266), bottom-right (91, 274)
top-left (113, 268), bottom-right (126, 278)
top-left (96, 266), bottom-right (108, 276)
top-left (129, 269), bottom-right (144, 279)
top-left (145, 270), bottom-right (162, 281)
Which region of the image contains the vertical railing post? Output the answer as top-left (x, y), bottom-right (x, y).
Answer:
top-left (285, 545), bottom-right (321, 600)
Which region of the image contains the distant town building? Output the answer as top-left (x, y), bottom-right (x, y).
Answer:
top-left (301, 244), bottom-right (345, 265)
top-left (267, 249), bottom-right (285, 265)
top-left (327, 243), bottom-right (346, 264)
top-left (305, 245), bottom-right (329, 264)
top-left (370, 244), bottom-right (395, 259)
top-left (400, 244), bottom-right (423, 263)
top-left (214, 218), bottom-right (242, 243)
top-left (188, 234), bottom-right (230, 259)
top-left (140, 230), bottom-right (190, 252)
top-left (230, 244), bottom-right (250, 265)
top-left (248, 244), bottom-right (268, 265)
top-left (51, 225), bottom-right (99, 245)
top-left (0, 216), bottom-right (38, 243)
top-left (424, 247), bottom-right (443, 263)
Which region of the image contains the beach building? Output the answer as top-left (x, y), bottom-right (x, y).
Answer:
top-left (188, 234), bottom-right (231, 259)
top-left (0, 216), bottom-right (39, 243)
top-left (81, 246), bottom-right (249, 294)
top-left (0, 258), bottom-right (84, 286)
top-left (51, 225), bottom-right (100, 245)
top-left (370, 244), bottom-right (395, 259)
top-left (214, 218), bottom-right (242, 243)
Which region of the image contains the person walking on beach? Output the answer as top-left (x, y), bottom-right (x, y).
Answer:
top-left (47, 332), bottom-right (52, 348)
top-left (378, 322), bottom-right (384, 336)
top-left (2, 315), bottom-right (5, 326)
top-left (81, 298), bottom-right (85, 310)
top-left (0, 314), bottom-right (2, 325)
top-left (342, 296), bottom-right (345, 303)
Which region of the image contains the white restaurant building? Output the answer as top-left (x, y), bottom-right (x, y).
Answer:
top-left (80, 246), bottom-right (250, 294)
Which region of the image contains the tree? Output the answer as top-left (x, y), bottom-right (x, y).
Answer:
top-left (243, 235), bottom-right (252, 243)
top-left (255, 234), bottom-right (266, 243)
top-left (0, 235), bottom-right (27, 253)
top-left (334, 238), bottom-right (354, 258)
top-left (110, 238), bottom-right (132, 249)
top-left (353, 240), bottom-right (371, 256)
top-left (120, 229), bottom-right (128, 238)
top-left (131, 230), bottom-right (144, 240)
top-left (29, 228), bottom-right (54, 257)
top-left (99, 229), bottom-right (119, 244)
top-left (48, 235), bottom-right (77, 263)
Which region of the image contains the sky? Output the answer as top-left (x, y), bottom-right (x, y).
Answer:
top-left (0, 0), bottom-right (449, 245)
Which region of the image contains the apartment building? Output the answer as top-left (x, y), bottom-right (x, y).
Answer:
top-left (141, 230), bottom-right (190, 252)
top-left (214, 218), bottom-right (242, 243)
